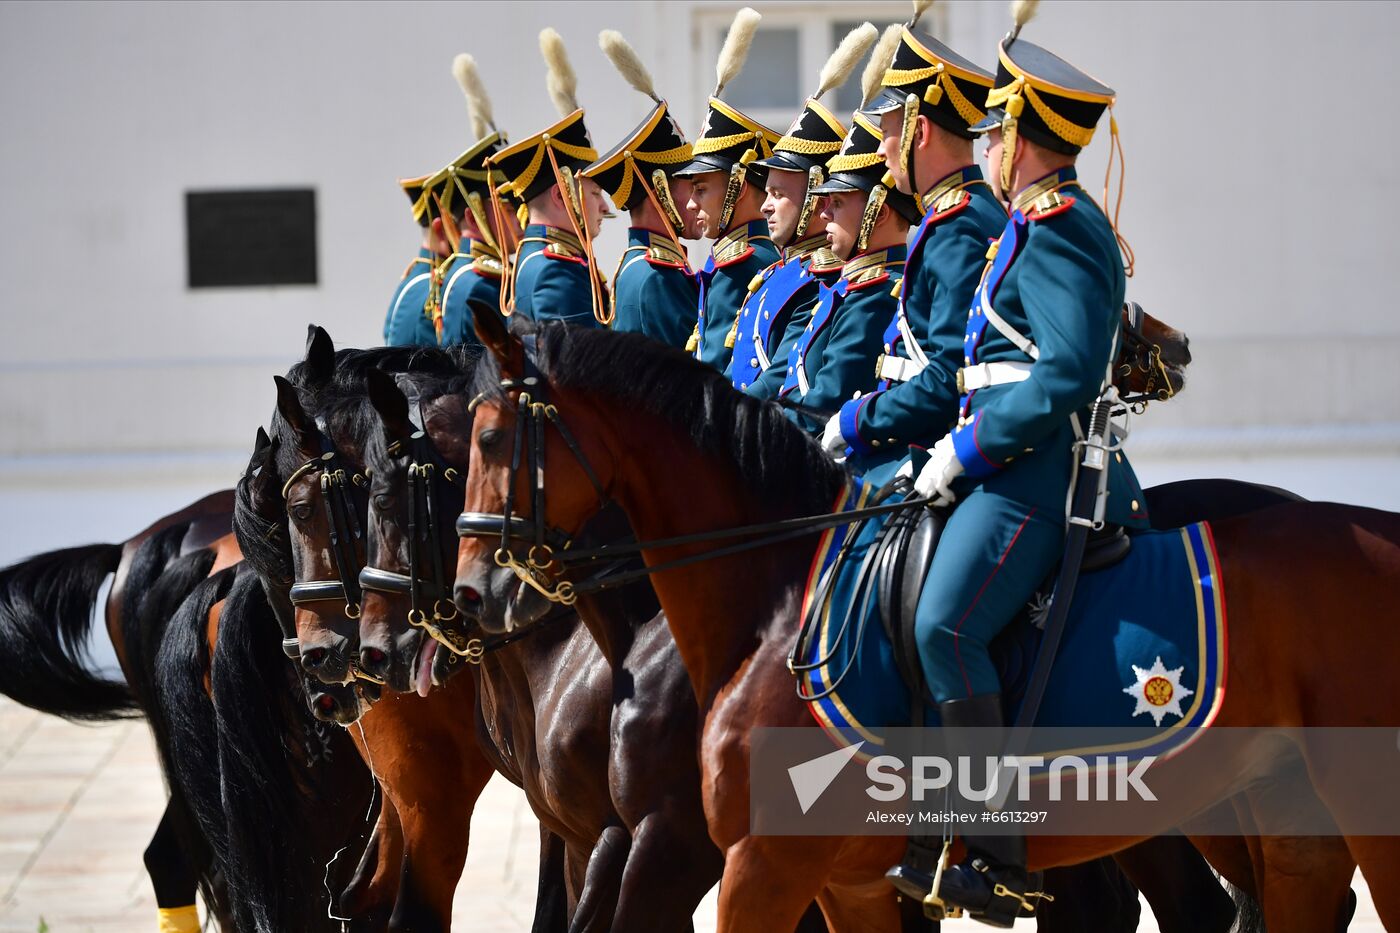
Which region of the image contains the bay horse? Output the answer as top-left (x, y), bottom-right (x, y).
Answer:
top-left (356, 361), bottom-right (732, 932)
top-left (238, 333), bottom-right (507, 932)
top-left (453, 314), bottom-right (1398, 932)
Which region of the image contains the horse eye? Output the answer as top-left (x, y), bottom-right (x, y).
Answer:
top-left (290, 503), bottom-right (312, 522)
top-left (374, 494), bottom-right (394, 511)
top-left (479, 428), bottom-right (503, 450)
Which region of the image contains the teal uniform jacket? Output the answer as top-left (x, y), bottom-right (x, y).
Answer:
top-left (837, 168), bottom-right (1005, 454)
top-left (730, 237), bottom-right (841, 401)
top-left (692, 220), bottom-right (779, 371)
top-left (913, 167), bottom-right (1146, 704)
top-left (511, 225), bottom-right (600, 328)
top-left (611, 228), bottom-right (697, 349)
top-left (780, 246), bottom-right (906, 434)
top-left (384, 247), bottom-right (438, 347)
top-left (438, 240), bottom-right (503, 348)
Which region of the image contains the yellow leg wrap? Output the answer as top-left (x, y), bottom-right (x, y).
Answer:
top-left (157, 905), bottom-right (201, 933)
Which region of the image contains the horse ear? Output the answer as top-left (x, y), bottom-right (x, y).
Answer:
top-left (253, 426), bottom-right (271, 456)
top-left (303, 325), bottom-right (336, 388)
top-left (365, 368), bottom-right (413, 441)
top-left (470, 302), bottom-right (524, 377)
top-left (273, 375), bottom-right (315, 447)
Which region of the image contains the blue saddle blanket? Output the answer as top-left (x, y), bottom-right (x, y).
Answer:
top-left (796, 481), bottom-right (1227, 764)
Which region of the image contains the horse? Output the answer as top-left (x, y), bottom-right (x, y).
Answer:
top-left (236, 332), bottom-right (505, 932)
top-left (453, 312), bottom-right (1398, 932)
top-left (355, 358), bottom-right (734, 932)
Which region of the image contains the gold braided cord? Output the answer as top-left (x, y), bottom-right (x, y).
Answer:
top-left (938, 71), bottom-right (986, 126)
top-left (1021, 85), bottom-right (1095, 148)
top-left (631, 143), bottom-right (694, 164)
top-left (889, 26), bottom-right (995, 88)
top-left (883, 64), bottom-right (943, 85)
top-left (693, 130), bottom-right (759, 155)
top-left (775, 135), bottom-right (842, 156)
top-left (612, 163), bottom-right (636, 211)
top-left (501, 146), bottom-right (548, 199)
top-left (827, 150), bottom-right (884, 173)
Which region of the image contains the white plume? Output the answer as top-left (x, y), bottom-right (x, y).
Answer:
top-left (599, 29), bottom-right (659, 103)
top-left (452, 53), bottom-right (494, 140)
top-left (715, 7), bottom-right (761, 97)
top-left (861, 24), bottom-right (903, 106)
top-left (540, 28), bottom-right (580, 116)
top-left (815, 22), bottom-right (878, 100)
top-left (1010, 0), bottom-right (1040, 39)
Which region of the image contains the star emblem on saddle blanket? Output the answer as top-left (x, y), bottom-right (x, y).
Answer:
top-left (1122, 656), bottom-right (1194, 727)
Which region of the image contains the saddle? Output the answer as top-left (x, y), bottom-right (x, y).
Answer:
top-left (868, 481), bottom-right (1132, 716)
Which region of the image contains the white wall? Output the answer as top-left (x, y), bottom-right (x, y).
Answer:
top-left (2, 0), bottom-right (1398, 474)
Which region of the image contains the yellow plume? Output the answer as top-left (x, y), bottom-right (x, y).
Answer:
top-left (815, 22), bottom-right (877, 100)
top-left (715, 7), bottom-right (761, 97)
top-left (909, 0), bottom-right (935, 27)
top-left (599, 30), bottom-right (659, 103)
top-left (861, 24), bottom-right (903, 107)
top-left (1010, 0), bottom-right (1040, 40)
top-left (451, 53), bottom-right (494, 141)
top-left (539, 28), bottom-right (580, 116)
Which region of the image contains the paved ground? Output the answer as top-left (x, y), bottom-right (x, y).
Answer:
top-left (0, 698), bottom-right (1387, 933)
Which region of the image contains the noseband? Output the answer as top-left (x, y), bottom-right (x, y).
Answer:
top-left (283, 429), bottom-right (367, 620)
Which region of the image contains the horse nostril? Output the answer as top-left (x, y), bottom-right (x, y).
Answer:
top-left (358, 647), bottom-right (388, 673)
top-left (455, 585), bottom-right (483, 615)
top-left (316, 694), bottom-right (338, 714)
top-left (301, 647), bottom-right (328, 670)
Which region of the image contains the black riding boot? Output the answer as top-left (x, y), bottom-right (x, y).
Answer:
top-left (886, 693), bottom-right (1037, 928)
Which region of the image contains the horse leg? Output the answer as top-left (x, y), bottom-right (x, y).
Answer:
top-left (532, 827), bottom-right (570, 933)
top-left (607, 808), bottom-right (723, 933)
top-left (715, 836), bottom-right (837, 933)
top-left (567, 823), bottom-right (630, 933)
top-left (142, 802), bottom-right (202, 932)
top-left (1112, 835), bottom-right (1235, 933)
top-left (339, 802), bottom-right (402, 927)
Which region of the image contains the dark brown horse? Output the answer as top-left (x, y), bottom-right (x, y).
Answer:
top-left (356, 362), bottom-right (728, 932)
top-left (454, 315), bottom-right (1398, 932)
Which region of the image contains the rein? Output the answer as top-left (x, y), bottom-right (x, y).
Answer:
top-left (459, 338), bottom-right (933, 606)
top-left (1117, 301), bottom-right (1175, 410)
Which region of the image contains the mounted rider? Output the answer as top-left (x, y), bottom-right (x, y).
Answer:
top-left (436, 54), bottom-right (511, 348)
top-left (581, 30), bottom-right (698, 348)
top-left (724, 25), bottom-right (876, 398)
top-left (384, 170), bottom-right (453, 347)
top-left (885, 4), bottom-right (1151, 924)
top-left (779, 109), bottom-right (920, 432)
top-left (819, 13), bottom-right (1006, 465)
top-left (675, 8), bottom-right (782, 371)
top-left (488, 29), bottom-right (610, 328)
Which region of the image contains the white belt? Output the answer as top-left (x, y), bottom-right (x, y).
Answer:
top-left (875, 354), bottom-right (925, 383)
top-left (957, 360), bottom-right (1033, 393)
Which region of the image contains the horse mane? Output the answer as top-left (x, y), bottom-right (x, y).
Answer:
top-left (470, 322), bottom-right (848, 518)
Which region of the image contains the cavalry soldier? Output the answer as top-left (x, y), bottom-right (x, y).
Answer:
top-left (819, 16), bottom-right (1006, 463)
top-left (726, 24), bottom-right (877, 399)
top-left (384, 170), bottom-right (453, 347)
top-left (885, 9), bottom-right (1151, 924)
top-left (778, 112), bottom-right (920, 432)
top-left (582, 30), bottom-right (698, 348)
top-left (674, 7), bottom-right (781, 371)
top-left (437, 54), bottom-right (511, 348)
top-left (488, 28), bottom-right (610, 327)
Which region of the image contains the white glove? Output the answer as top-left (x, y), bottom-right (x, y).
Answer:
top-left (820, 414), bottom-right (847, 460)
top-left (913, 435), bottom-right (963, 506)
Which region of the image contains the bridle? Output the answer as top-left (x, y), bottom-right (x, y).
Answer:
top-left (356, 415), bottom-right (481, 661)
top-left (1117, 300), bottom-right (1176, 410)
top-left (282, 426), bottom-right (368, 621)
top-left (456, 335), bottom-right (932, 607)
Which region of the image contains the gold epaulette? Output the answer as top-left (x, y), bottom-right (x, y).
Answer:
top-left (807, 246), bottom-right (844, 275)
top-left (472, 254), bottom-right (505, 278)
top-left (644, 233), bottom-right (688, 268)
top-left (684, 324), bottom-right (700, 353)
top-left (713, 224), bottom-right (762, 266)
top-left (1023, 190), bottom-right (1075, 220)
top-left (786, 233), bottom-right (829, 264)
top-left (520, 226), bottom-right (586, 260)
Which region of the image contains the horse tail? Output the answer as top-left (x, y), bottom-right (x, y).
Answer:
top-left (0, 541), bottom-right (133, 720)
top-left (150, 562), bottom-right (237, 916)
top-left (212, 566), bottom-right (371, 933)
top-left (1226, 880), bottom-right (1266, 933)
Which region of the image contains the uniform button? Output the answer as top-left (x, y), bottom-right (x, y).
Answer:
top-left (883, 343), bottom-right (891, 352)
top-left (1131, 499), bottom-right (1141, 512)
top-left (788, 366), bottom-right (794, 373)
top-left (964, 357), bottom-right (970, 365)
top-left (750, 358), bottom-right (758, 367)
top-left (887, 438), bottom-right (897, 444)
top-left (872, 439), bottom-right (882, 447)
top-left (1115, 452), bottom-right (1123, 463)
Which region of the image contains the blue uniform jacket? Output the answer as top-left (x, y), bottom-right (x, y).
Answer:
top-left (384, 247), bottom-right (438, 347)
top-left (692, 220), bottom-right (779, 371)
top-left (511, 224), bottom-right (600, 328)
top-left (838, 167), bottom-right (1005, 452)
top-left (781, 246), bottom-right (906, 433)
top-left (438, 239), bottom-right (503, 348)
top-left (611, 228), bottom-right (697, 349)
top-left (949, 168), bottom-right (1148, 528)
